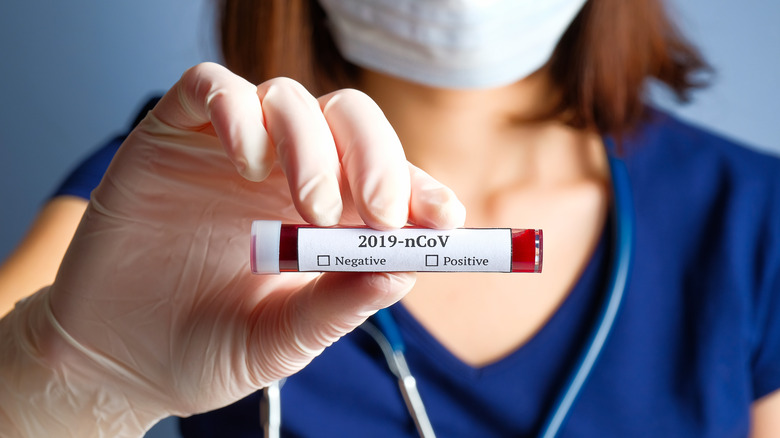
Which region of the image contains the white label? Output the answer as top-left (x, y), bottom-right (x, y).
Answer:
top-left (297, 228), bottom-right (512, 272)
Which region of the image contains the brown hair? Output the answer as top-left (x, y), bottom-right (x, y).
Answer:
top-left (219, 0), bottom-right (354, 95)
top-left (219, 0), bottom-right (709, 138)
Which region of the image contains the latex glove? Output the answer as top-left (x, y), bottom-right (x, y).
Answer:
top-left (0, 62), bottom-right (465, 437)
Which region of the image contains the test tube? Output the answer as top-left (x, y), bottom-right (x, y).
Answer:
top-left (250, 220), bottom-right (542, 274)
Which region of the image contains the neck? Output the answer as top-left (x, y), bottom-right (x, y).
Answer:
top-left (357, 68), bottom-right (609, 223)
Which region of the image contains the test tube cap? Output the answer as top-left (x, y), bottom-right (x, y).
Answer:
top-left (251, 220), bottom-right (282, 274)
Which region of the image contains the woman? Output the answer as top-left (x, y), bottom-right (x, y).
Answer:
top-left (1, 0), bottom-right (779, 436)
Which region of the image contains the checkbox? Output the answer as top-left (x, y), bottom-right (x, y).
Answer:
top-left (317, 255), bottom-right (331, 266)
top-left (425, 255), bottom-right (439, 267)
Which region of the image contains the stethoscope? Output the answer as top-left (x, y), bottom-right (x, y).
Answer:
top-left (262, 141), bottom-right (635, 438)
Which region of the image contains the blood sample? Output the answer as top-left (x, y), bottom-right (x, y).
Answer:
top-left (250, 220), bottom-right (542, 274)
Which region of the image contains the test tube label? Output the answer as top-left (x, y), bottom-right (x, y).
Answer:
top-left (297, 228), bottom-right (512, 272)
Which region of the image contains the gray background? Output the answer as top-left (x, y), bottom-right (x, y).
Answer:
top-left (0, 1), bottom-right (777, 437)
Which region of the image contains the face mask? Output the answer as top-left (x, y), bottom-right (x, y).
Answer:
top-left (317, 0), bottom-right (588, 89)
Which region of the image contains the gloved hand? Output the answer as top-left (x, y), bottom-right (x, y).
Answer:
top-left (0, 62), bottom-right (465, 437)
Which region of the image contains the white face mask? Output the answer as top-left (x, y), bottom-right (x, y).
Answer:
top-left (317, 0), bottom-right (588, 89)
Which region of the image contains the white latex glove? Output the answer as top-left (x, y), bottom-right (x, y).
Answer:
top-left (0, 62), bottom-right (465, 437)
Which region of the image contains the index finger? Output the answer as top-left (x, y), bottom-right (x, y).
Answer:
top-left (151, 62), bottom-right (274, 182)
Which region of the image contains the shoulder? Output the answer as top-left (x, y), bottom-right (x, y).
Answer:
top-left (621, 107), bottom-right (780, 323)
top-left (623, 105), bottom-right (780, 250)
top-left (624, 108), bottom-right (780, 188)
top-left (622, 108), bottom-right (780, 238)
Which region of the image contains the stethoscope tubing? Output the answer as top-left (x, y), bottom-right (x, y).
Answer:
top-left (536, 150), bottom-right (635, 437)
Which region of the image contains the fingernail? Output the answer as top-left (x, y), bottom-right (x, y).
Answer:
top-left (299, 176), bottom-right (343, 226)
top-left (237, 129), bottom-right (273, 182)
top-left (235, 157), bottom-right (248, 174)
top-left (434, 188), bottom-right (467, 228)
top-left (362, 188), bottom-right (409, 229)
top-left (419, 186), bottom-right (467, 229)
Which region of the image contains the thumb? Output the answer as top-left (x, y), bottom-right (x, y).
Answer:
top-left (247, 272), bottom-right (416, 385)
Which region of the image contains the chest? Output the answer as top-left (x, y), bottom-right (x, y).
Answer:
top-left (402, 181), bottom-right (609, 366)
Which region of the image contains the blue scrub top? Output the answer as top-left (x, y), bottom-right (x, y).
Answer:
top-left (56, 102), bottom-right (780, 437)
